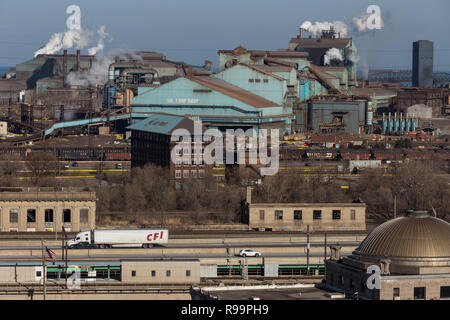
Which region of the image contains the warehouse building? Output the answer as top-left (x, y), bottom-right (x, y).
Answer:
top-left (245, 188), bottom-right (366, 231)
top-left (131, 72), bottom-right (292, 133)
top-left (324, 210), bottom-right (450, 300)
top-left (294, 98), bottom-right (369, 134)
top-left (0, 188), bottom-right (96, 232)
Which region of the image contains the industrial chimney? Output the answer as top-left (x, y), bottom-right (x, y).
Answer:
top-left (76, 49), bottom-right (81, 72)
top-left (63, 49), bottom-right (68, 88)
top-left (299, 28), bottom-right (303, 38)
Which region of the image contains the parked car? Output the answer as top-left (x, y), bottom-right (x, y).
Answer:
top-left (238, 249), bottom-right (262, 257)
top-left (72, 162), bottom-right (79, 167)
top-left (115, 163), bottom-right (123, 169)
top-left (64, 163), bottom-right (70, 169)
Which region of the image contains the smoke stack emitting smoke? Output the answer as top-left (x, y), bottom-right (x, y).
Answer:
top-left (34, 26), bottom-right (108, 58)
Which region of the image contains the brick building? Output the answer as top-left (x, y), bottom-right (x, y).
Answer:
top-left (245, 188), bottom-right (366, 231)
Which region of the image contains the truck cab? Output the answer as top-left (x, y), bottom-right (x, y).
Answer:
top-left (67, 231), bottom-right (91, 248)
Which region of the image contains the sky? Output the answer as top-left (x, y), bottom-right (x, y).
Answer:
top-left (0, 0), bottom-right (449, 71)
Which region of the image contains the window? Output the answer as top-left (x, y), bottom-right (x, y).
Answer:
top-left (175, 147), bottom-right (182, 155)
top-left (259, 210), bottom-right (265, 220)
top-left (166, 270), bottom-right (171, 277)
top-left (249, 79), bottom-right (254, 83)
top-left (351, 209), bottom-right (356, 220)
top-left (183, 159), bottom-right (190, 167)
top-left (294, 210), bottom-right (302, 220)
top-left (36, 271), bottom-right (42, 277)
top-left (263, 79), bottom-right (269, 83)
top-left (131, 270), bottom-right (136, 277)
top-left (340, 276), bottom-right (344, 286)
top-left (186, 270), bottom-right (191, 277)
top-left (414, 287), bottom-right (426, 299)
top-left (63, 209), bottom-right (71, 224)
top-left (393, 288), bottom-right (400, 298)
top-left (80, 209), bottom-right (89, 223)
top-left (45, 209), bottom-right (54, 224)
top-left (332, 210), bottom-right (341, 220)
top-left (275, 210), bottom-right (283, 220)
top-left (183, 171), bottom-right (189, 178)
top-left (27, 209), bottom-right (36, 223)
top-left (9, 209), bottom-right (18, 223)
top-left (191, 170), bottom-right (197, 178)
top-left (313, 210), bottom-right (322, 220)
top-left (440, 286), bottom-right (450, 298)
top-left (175, 160), bottom-right (181, 167)
top-left (199, 170), bottom-right (205, 178)
top-left (183, 148), bottom-right (190, 155)
top-left (151, 270), bottom-right (156, 277)
top-left (255, 79), bottom-right (261, 83)
top-left (175, 170), bottom-right (181, 179)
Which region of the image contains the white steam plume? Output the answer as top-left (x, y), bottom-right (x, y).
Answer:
top-left (88, 26), bottom-right (107, 56)
top-left (34, 28), bottom-right (93, 57)
top-left (324, 48), bottom-right (343, 65)
top-left (300, 20), bottom-right (348, 37)
top-left (67, 48), bottom-right (144, 87)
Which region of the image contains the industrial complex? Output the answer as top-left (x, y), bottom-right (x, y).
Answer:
top-left (0, 1), bottom-right (449, 304)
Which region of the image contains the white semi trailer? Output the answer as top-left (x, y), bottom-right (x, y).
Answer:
top-left (67, 229), bottom-right (169, 248)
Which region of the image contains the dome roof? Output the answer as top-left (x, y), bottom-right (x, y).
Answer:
top-left (355, 212), bottom-right (450, 259)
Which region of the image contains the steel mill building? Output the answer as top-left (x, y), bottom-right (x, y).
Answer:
top-left (324, 210), bottom-right (450, 300)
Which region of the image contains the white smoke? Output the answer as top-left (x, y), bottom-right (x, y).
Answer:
top-left (67, 49), bottom-right (144, 87)
top-left (34, 28), bottom-right (93, 57)
top-left (324, 48), bottom-right (344, 65)
top-left (88, 26), bottom-right (107, 56)
top-left (300, 20), bottom-right (348, 37)
top-left (346, 51), bottom-right (360, 65)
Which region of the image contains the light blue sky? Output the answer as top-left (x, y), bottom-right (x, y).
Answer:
top-left (0, 0), bottom-right (449, 70)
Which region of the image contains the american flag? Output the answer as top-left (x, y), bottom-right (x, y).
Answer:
top-left (45, 247), bottom-right (56, 262)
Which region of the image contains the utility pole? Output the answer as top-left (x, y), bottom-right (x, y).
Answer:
top-left (306, 225), bottom-right (310, 275)
top-left (394, 195), bottom-right (397, 218)
top-left (41, 239), bottom-right (46, 300)
top-left (62, 226), bottom-right (68, 288)
top-left (324, 233), bottom-right (327, 263)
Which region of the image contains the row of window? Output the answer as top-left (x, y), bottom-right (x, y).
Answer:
top-left (175, 159), bottom-right (205, 167)
top-left (8, 208), bottom-right (89, 224)
top-left (131, 270), bottom-right (191, 277)
top-left (175, 170), bottom-right (205, 179)
top-left (174, 148), bottom-right (204, 156)
top-left (248, 79), bottom-right (269, 83)
top-left (330, 273), bottom-right (450, 299)
top-left (260, 209), bottom-right (356, 221)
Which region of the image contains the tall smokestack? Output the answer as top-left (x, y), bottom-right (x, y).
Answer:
top-left (76, 49), bottom-right (81, 72)
top-left (63, 49), bottom-right (68, 88)
top-left (299, 28), bottom-right (303, 38)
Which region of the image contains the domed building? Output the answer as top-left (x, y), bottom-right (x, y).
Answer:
top-left (324, 210), bottom-right (450, 300)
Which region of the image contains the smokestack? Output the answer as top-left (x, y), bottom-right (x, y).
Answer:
top-left (299, 28), bottom-right (303, 38)
top-left (76, 50), bottom-right (81, 72)
top-left (63, 50), bottom-right (68, 88)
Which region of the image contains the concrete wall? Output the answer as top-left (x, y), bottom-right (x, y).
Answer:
top-left (121, 260), bottom-right (200, 284)
top-left (249, 203), bottom-right (366, 231)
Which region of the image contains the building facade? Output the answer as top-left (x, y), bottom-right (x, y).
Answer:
top-left (324, 210), bottom-right (450, 300)
top-left (0, 188), bottom-right (96, 232)
top-left (246, 188), bottom-right (366, 231)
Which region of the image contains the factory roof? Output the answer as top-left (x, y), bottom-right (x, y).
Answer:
top-left (127, 113), bottom-right (195, 135)
top-left (289, 37), bottom-right (352, 49)
top-left (218, 47), bottom-right (309, 58)
top-left (238, 64), bottom-right (288, 81)
top-left (187, 75), bottom-right (279, 108)
top-left (317, 66), bottom-right (347, 72)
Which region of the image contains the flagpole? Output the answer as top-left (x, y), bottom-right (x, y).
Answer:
top-left (41, 239), bottom-right (46, 300)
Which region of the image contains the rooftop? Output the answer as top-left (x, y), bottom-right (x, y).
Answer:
top-left (187, 75), bottom-right (279, 108)
top-left (126, 113), bottom-right (195, 135)
top-left (289, 37), bottom-right (352, 49)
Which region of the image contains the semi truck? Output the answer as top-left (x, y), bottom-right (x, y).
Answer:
top-left (67, 229), bottom-right (169, 249)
